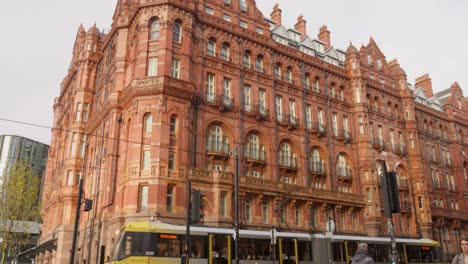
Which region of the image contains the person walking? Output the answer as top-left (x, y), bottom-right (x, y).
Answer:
top-left (351, 243), bottom-right (375, 264)
top-left (452, 237), bottom-right (468, 264)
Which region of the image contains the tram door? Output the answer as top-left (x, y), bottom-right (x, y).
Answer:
top-left (209, 234), bottom-right (231, 264)
top-left (278, 238), bottom-right (299, 264)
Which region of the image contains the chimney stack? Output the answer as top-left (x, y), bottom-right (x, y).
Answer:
top-left (270, 3), bottom-right (282, 25)
top-left (294, 15), bottom-right (307, 39)
top-left (318, 25), bottom-right (331, 50)
top-left (415, 74), bottom-right (433, 98)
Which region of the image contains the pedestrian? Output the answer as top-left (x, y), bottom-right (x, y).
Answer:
top-left (351, 243), bottom-right (375, 264)
top-left (452, 236), bottom-right (468, 264)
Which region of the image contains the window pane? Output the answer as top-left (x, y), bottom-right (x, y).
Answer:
top-left (140, 186), bottom-right (149, 211)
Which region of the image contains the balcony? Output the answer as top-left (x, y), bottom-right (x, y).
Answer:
top-left (278, 155), bottom-right (297, 173)
top-left (309, 161), bottom-right (326, 176)
top-left (244, 146), bottom-right (266, 166)
top-left (308, 122), bottom-right (327, 137)
top-left (372, 138), bottom-right (386, 152)
top-left (336, 166), bottom-right (352, 181)
top-left (205, 139), bottom-right (229, 159)
top-left (277, 114), bottom-right (299, 131)
top-left (400, 201), bottom-right (411, 212)
top-left (244, 103), bottom-right (269, 121)
top-left (333, 129), bottom-right (352, 143)
top-left (392, 144), bottom-right (407, 157)
top-left (205, 93), bottom-right (234, 112)
top-left (398, 180), bottom-right (409, 190)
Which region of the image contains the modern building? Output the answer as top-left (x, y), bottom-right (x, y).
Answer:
top-left (35, 0), bottom-right (467, 263)
top-left (0, 135), bottom-right (48, 262)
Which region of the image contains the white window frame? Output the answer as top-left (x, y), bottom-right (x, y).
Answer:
top-left (171, 59), bottom-right (180, 79)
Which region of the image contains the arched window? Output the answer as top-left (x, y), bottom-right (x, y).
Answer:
top-left (274, 65), bottom-right (281, 79)
top-left (143, 113), bottom-right (153, 134)
top-left (243, 52), bottom-right (251, 68)
top-left (221, 44), bottom-right (230, 61)
top-left (285, 68), bottom-right (292, 83)
top-left (247, 134), bottom-right (260, 159)
top-left (207, 40), bottom-right (216, 56)
top-left (303, 74), bottom-right (310, 89)
top-left (339, 87), bottom-right (344, 101)
top-left (310, 148), bottom-right (324, 173)
top-left (207, 125), bottom-right (227, 153)
top-left (170, 115), bottom-right (177, 134)
top-left (313, 78), bottom-right (320, 92)
top-left (336, 154), bottom-right (350, 177)
top-left (255, 56), bottom-right (263, 72)
top-left (280, 142), bottom-right (295, 167)
top-left (150, 20), bottom-right (160, 40)
top-left (173, 21), bottom-right (182, 43)
top-left (330, 84), bottom-right (335, 98)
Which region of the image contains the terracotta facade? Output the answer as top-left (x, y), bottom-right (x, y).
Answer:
top-left (35, 0), bottom-right (467, 262)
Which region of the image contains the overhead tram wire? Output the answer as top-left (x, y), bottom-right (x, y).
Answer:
top-left (0, 116), bottom-right (346, 177)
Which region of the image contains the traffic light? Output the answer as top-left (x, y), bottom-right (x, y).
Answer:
top-left (84, 199), bottom-right (93, 212)
top-left (191, 189), bottom-right (205, 223)
top-left (387, 172), bottom-right (401, 214)
top-left (381, 169), bottom-right (401, 217)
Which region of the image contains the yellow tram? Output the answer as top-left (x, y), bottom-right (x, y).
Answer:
top-left (110, 221), bottom-right (440, 264)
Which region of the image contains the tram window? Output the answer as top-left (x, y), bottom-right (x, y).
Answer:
top-left (276, 239), bottom-right (298, 263)
top-left (184, 235), bottom-right (207, 258)
top-left (332, 241), bottom-right (350, 262)
top-left (298, 241), bottom-right (312, 261)
top-left (212, 234), bottom-right (229, 262)
top-left (239, 238), bottom-right (271, 260)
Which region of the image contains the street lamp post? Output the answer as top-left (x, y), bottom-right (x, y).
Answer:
top-left (233, 146), bottom-right (239, 264)
top-left (69, 178), bottom-right (84, 264)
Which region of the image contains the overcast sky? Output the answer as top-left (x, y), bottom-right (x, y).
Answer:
top-left (0, 0), bottom-right (466, 145)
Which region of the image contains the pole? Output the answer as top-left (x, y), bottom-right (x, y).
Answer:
top-left (388, 218), bottom-right (398, 263)
top-left (234, 147), bottom-right (239, 264)
top-left (186, 180), bottom-right (191, 264)
top-left (70, 178), bottom-right (84, 264)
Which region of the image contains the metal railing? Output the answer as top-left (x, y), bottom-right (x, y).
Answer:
top-left (336, 166), bottom-right (352, 178)
top-left (309, 161), bottom-right (325, 174)
top-left (278, 155), bottom-right (297, 168)
top-left (205, 139), bottom-right (229, 155)
top-left (244, 145), bottom-right (265, 161)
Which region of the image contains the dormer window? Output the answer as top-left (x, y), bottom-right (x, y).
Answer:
top-left (289, 31), bottom-right (300, 42)
top-left (316, 43), bottom-right (324, 53)
top-left (377, 59), bottom-right (382, 69)
top-left (303, 48), bottom-right (314, 56)
top-left (276, 37), bottom-right (287, 45)
top-left (458, 99), bottom-right (463, 110)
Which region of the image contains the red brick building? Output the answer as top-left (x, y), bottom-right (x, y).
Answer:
top-left (35, 0), bottom-right (467, 262)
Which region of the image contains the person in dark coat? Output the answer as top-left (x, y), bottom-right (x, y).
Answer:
top-left (351, 243), bottom-right (375, 264)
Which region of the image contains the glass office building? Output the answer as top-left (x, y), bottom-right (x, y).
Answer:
top-left (0, 135), bottom-right (49, 183)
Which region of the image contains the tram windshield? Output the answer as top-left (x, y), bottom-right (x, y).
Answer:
top-left (112, 232), bottom-right (182, 261)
